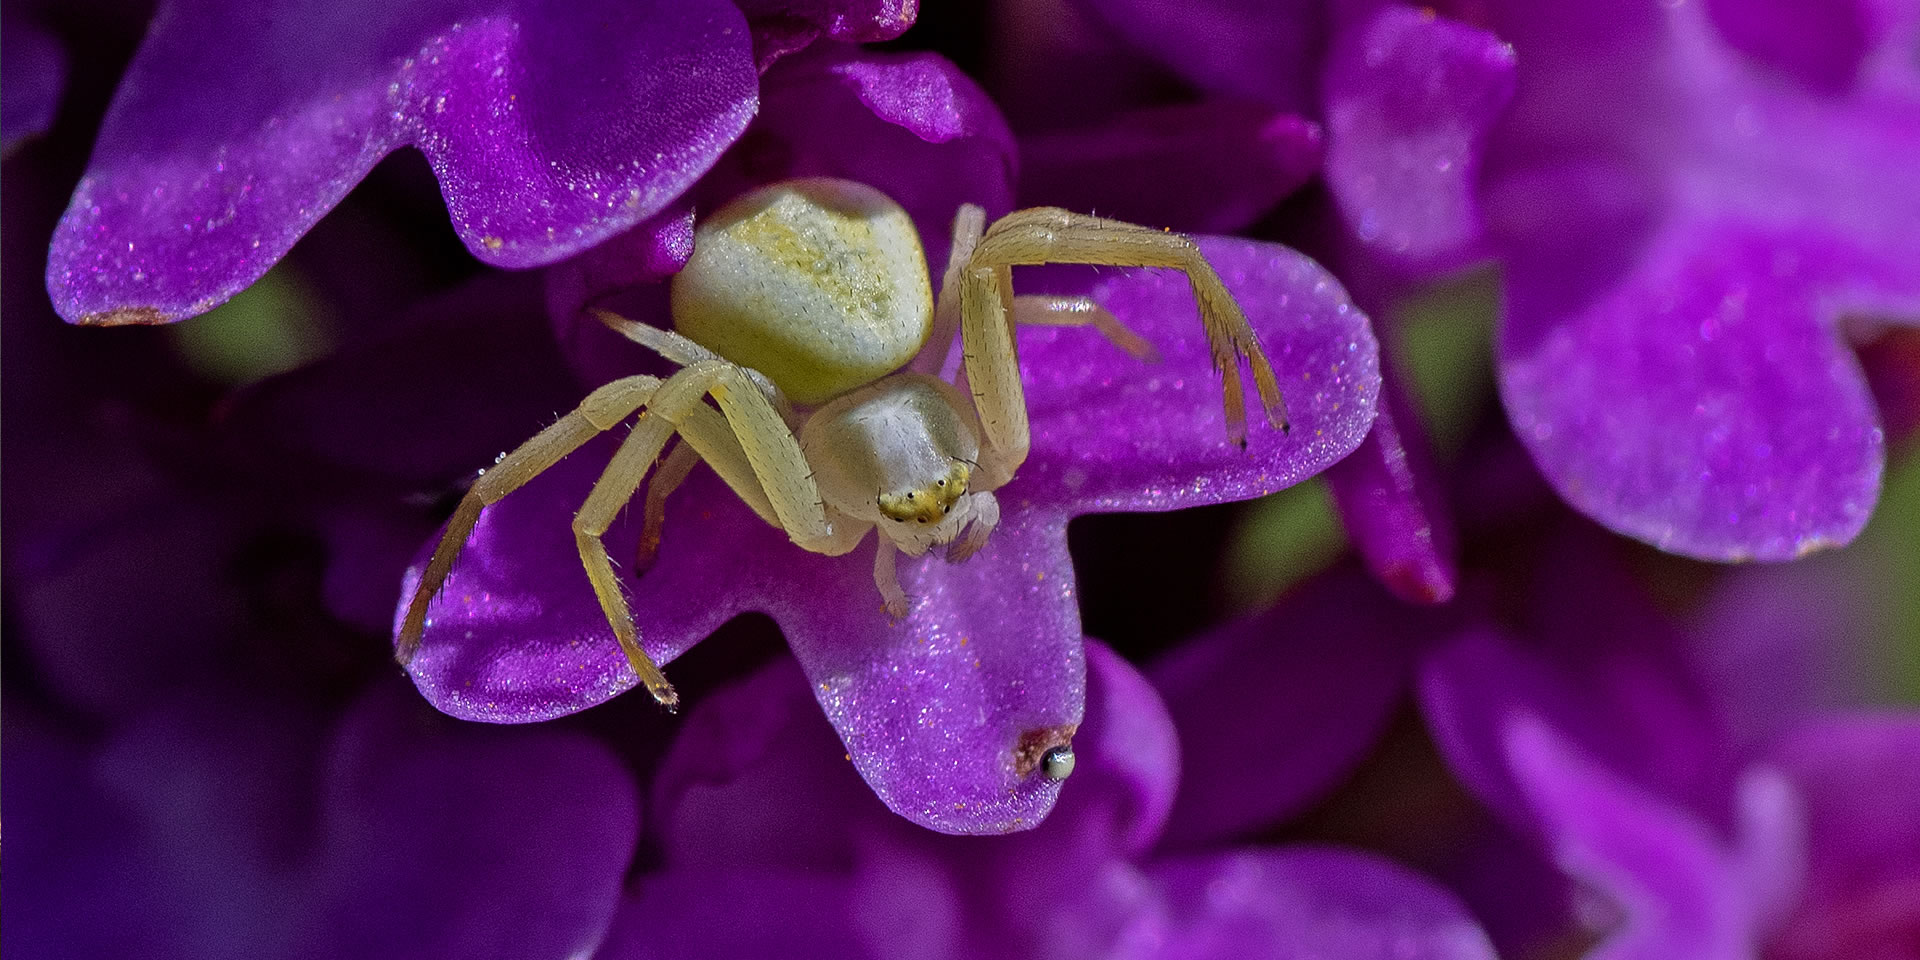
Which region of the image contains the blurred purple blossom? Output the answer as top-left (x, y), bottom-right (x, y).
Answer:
top-left (607, 630), bottom-right (1494, 959)
top-left (1073, 0), bottom-right (1920, 566)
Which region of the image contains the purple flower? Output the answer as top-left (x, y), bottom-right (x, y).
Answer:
top-left (1416, 520), bottom-right (1920, 959)
top-left (601, 624), bottom-right (1495, 958)
top-left (1072, 0), bottom-right (1920, 564)
top-left (39, 0), bottom-right (909, 326)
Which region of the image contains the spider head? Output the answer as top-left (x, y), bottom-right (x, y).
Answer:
top-left (876, 460), bottom-right (970, 526)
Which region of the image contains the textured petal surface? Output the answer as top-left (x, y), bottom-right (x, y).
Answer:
top-left (1147, 848), bottom-right (1498, 960)
top-left (1019, 102), bottom-right (1323, 234)
top-left (404, 461), bottom-right (1083, 834)
top-left (1152, 567), bottom-right (1413, 849)
top-left (1324, 368), bottom-right (1458, 603)
top-left (402, 461), bottom-right (784, 724)
top-left (1020, 236), bottom-right (1381, 513)
top-left (1486, 0), bottom-right (1920, 559)
top-left (776, 506), bottom-right (1086, 834)
top-left (1323, 4), bottom-right (1515, 269)
top-left (48, 0), bottom-right (756, 324)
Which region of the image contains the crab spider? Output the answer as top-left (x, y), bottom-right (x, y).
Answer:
top-left (395, 178), bottom-right (1288, 712)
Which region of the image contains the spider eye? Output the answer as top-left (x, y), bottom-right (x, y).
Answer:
top-left (1041, 745), bottom-right (1076, 781)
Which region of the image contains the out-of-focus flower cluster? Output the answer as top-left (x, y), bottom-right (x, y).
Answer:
top-left (5, 1), bottom-right (1917, 958)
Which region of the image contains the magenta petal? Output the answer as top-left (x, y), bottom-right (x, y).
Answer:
top-left (1020, 102), bottom-right (1324, 234)
top-left (1484, 0), bottom-right (1920, 560)
top-left (1022, 236), bottom-right (1381, 513)
top-left (1147, 848), bottom-right (1498, 960)
top-left (1324, 368), bottom-right (1458, 603)
top-left (774, 507), bottom-right (1086, 835)
top-left (309, 684), bottom-right (640, 960)
top-left (1153, 568), bottom-right (1412, 849)
top-left (1500, 223), bottom-right (1896, 560)
top-left (1323, 5), bottom-right (1515, 269)
top-left (1504, 716), bottom-right (1803, 960)
top-left (48, 0), bottom-right (755, 324)
top-left (403, 461), bottom-right (777, 723)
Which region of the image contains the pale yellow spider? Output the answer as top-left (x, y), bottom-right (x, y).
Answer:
top-left (395, 178), bottom-right (1287, 710)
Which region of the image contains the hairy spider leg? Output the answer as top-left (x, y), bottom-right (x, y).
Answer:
top-left (1007, 295), bottom-right (1161, 363)
top-left (959, 209), bottom-right (1290, 472)
top-left (396, 374), bottom-right (665, 666)
top-left (573, 358), bottom-right (869, 707)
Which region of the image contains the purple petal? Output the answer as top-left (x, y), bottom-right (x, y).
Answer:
top-left (1020, 236), bottom-right (1381, 513)
top-left (1152, 567), bottom-right (1413, 850)
top-left (1766, 712), bottom-right (1920, 960)
top-left (1019, 102), bottom-right (1323, 234)
top-left (1323, 5), bottom-right (1516, 269)
top-left (406, 464), bottom-right (1084, 834)
top-left (1146, 847), bottom-right (1498, 960)
top-left (1500, 222), bottom-right (1900, 561)
top-left (1324, 367), bottom-right (1458, 604)
top-left (1075, 0), bottom-right (1327, 111)
top-left (1485, 0), bottom-right (1920, 560)
top-left (48, 0), bottom-right (756, 325)
top-left (776, 506), bottom-right (1086, 835)
top-left (308, 683), bottom-right (640, 960)
top-left (403, 460), bottom-right (773, 723)
top-left (1503, 715), bottom-right (1803, 960)
top-left (1, 17), bottom-right (66, 153)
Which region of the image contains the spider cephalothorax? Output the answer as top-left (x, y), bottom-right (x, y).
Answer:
top-left (395, 178), bottom-right (1286, 723)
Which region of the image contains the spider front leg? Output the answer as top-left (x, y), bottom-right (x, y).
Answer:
top-left (572, 358), bottom-right (869, 707)
top-left (958, 208), bottom-right (1288, 471)
top-left (396, 374), bottom-right (664, 665)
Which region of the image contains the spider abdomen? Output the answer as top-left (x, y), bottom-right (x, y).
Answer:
top-left (670, 178), bottom-right (933, 406)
